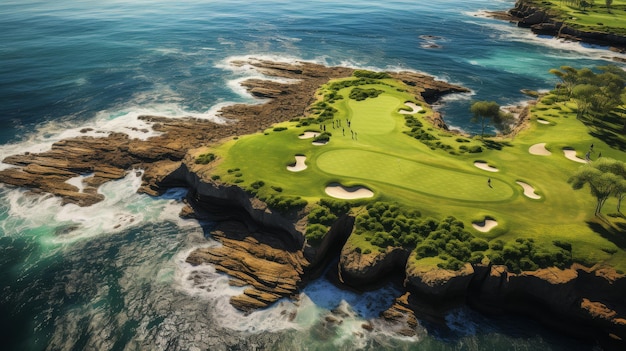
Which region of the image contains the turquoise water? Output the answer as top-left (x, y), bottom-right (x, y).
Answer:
top-left (1, 0), bottom-right (623, 349)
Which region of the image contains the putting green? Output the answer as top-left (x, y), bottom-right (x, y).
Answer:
top-left (345, 93), bottom-right (400, 135)
top-left (316, 149), bottom-right (515, 201)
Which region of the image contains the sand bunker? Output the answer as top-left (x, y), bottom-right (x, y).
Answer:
top-left (286, 155), bottom-right (307, 172)
top-left (474, 161), bottom-right (498, 172)
top-left (563, 149), bottom-right (588, 164)
top-left (325, 183), bottom-right (374, 199)
top-left (399, 102), bottom-right (423, 114)
top-left (529, 143), bottom-right (551, 156)
top-left (298, 132), bottom-right (320, 139)
top-left (472, 218), bottom-right (498, 232)
top-left (312, 140), bottom-right (328, 146)
top-left (537, 119), bottom-right (550, 125)
top-left (516, 181), bottom-right (541, 199)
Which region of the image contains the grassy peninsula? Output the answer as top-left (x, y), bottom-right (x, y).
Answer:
top-left (192, 68), bottom-right (626, 274)
top-left (520, 0), bottom-right (626, 36)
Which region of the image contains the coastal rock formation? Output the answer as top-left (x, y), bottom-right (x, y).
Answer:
top-left (186, 221), bottom-right (309, 311)
top-left (507, 0), bottom-right (626, 53)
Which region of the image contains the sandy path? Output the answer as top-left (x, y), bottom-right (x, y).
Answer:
top-left (516, 181), bottom-right (541, 199)
top-left (286, 155), bottom-right (307, 172)
top-left (472, 219), bottom-right (498, 232)
top-left (325, 183), bottom-right (374, 199)
top-left (399, 102), bottom-right (423, 114)
top-left (474, 161), bottom-right (498, 172)
top-left (529, 143), bottom-right (551, 156)
top-left (563, 149), bottom-right (588, 163)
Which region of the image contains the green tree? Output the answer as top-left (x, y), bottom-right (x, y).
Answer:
top-left (549, 66), bottom-right (579, 97)
top-left (470, 101), bottom-right (501, 139)
top-left (606, 0), bottom-right (613, 13)
top-left (569, 158), bottom-right (626, 215)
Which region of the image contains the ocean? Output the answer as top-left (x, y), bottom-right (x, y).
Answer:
top-left (0, 0), bottom-right (622, 350)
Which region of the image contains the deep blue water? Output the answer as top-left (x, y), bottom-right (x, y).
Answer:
top-left (0, 0), bottom-right (623, 350)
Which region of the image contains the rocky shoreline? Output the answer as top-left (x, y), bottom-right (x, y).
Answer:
top-left (1, 59), bottom-right (625, 349)
top-left (491, 0), bottom-right (626, 57)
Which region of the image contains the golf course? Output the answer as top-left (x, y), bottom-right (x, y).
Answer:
top-left (194, 70), bottom-right (626, 272)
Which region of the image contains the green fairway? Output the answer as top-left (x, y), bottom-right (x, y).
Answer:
top-left (197, 72), bottom-right (626, 272)
top-left (317, 149), bottom-right (514, 201)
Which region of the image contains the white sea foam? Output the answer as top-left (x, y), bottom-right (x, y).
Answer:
top-left (173, 249), bottom-right (422, 345)
top-left (64, 173), bottom-right (94, 193)
top-left (0, 102), bottom-right (231, 171)
top-left (469, 18), bottom-right (626, 63)
top-left (0, 170), bottom-right (192, 244)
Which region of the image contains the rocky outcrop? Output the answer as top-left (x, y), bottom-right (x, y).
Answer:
top-left (339, 242), bottom-right (626, 349)
top-left (508, 0), bottom-right (626, 53)
top-left (338, 244), bottom-right (410, 289)
top-left (405, 257), bottom-right (475, 300)
top-left (389, 71), bottom-right (469, 103)
top-left (186, 221), bottom-right (309, 312)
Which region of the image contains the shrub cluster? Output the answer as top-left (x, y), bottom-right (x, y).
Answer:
top-left (459, 145), bottom-right (483, 153)
top-left (306, 198), bottom-right (353, 245)
top-left (273, 127), bottom-right (288, 132)
top-left (195, 153), bottom-right (216, 165)
top-left (403, 116), bottom-right (439, 144)
top-left (349, 87), bottom-right (385, 101)
top-left (487, 238), bottom-right (572, 273)
top-left (353, 70), bottom-right (391, 80)
top-left (310, 101), bottom-right (338, 122)
top-left (313, 132), bottom-right (332, 143)
top-left (262, 195), bottom-right (307, 213)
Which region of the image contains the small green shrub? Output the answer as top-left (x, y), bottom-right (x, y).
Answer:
top-left (470, 238), bottom-right (489, 251)
top-left (273, 127), bottom-right (288, 132)
top-left (250, 180), bottom-right (265, 189)
top-left (349, 87), bottom-right (385, 101)
top-left (353, 70), bottom-right (391, 79)
top-left (271, 186), bottom-right (283, 192)
top-left (195, 153), bottom-right (216, 164)
top-left (313, 132), bottom-right (332, 143)
top-left (211, 175), bottom-right (220, 180)
top-left (468, 145), bottom-right (483, 153)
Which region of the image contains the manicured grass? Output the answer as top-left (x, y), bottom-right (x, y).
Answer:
top-left (197, 74), bottom-right (626, 272)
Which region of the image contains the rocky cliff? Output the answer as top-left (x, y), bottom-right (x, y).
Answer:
top-left (506, 0), bottom-right (626, 54)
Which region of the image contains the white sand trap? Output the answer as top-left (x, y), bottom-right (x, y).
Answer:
top-left (472, 219), bottom-right (498, 232)
top-left (312, 141), bottom-right (328, 146)
top-left (286, 155), bottom-right (307, 172)
top-left (516, 181), bottom-right (541, 199)
top-left (537, 119), bottom-right (550, 125)
top-left (563, 149), bottom-right (588, 164)
top-left (399, 102), bottom-right (423, 114)
top-left (298, 132), bottom-right (320, 139)
top-left (325, 183), bottom-right (374, 199)
top-left (474, 161), bottom-right (498, 172)
top-left (529, 143), bottom-right (551, 156)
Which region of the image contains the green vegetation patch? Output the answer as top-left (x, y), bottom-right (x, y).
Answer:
top-left (196, 65), bottom-right (626, 272)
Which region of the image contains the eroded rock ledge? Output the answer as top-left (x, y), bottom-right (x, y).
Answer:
top-left (500, 0), bottom-right (626, 55)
